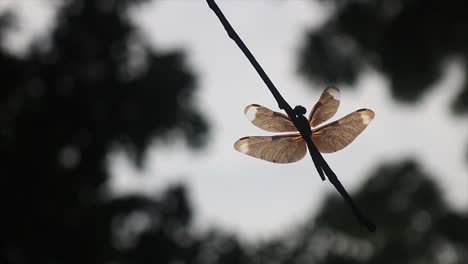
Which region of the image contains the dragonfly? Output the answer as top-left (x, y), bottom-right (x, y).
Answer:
top-left (234, 86), bottom-right (375, 163)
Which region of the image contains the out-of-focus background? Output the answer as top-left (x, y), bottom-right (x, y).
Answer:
top-left (1, 0), bottom-right (467, 263)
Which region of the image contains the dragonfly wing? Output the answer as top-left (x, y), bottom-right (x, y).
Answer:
top-left (309, 86), bottom-right (340, 127)
top-left (311, 109), bottom-right (374, 153)
top-left (244, 104), bottom-right (297, 132)
top-left (234, 134), bottom-right (306, 163)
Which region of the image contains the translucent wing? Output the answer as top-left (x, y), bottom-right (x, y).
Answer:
top-left (311, 109), bottom-right (374, 153)
top-left (244, 104), bottom-right (297, 132)
top-left (234, 134), bottom-right (306, 163)
top-left (309, 86), bottom-right (340, 127)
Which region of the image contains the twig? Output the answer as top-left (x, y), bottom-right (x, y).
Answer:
top-left (205, 0), bottom-right (325, 181)
top-left (206, 0), bottom-right (375, 232)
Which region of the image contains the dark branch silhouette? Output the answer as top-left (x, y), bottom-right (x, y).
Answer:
top-left (206, 0), bottom-right (375, 232)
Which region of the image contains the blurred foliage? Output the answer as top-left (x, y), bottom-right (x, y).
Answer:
top-left (0, 0), bottom-right (211, 263)
top-left (250, 160), bottom-right (468, 264)
top-left (298, 0), bottom-right (468, 114)
top-left (296, 1), bottom-right (468, 260)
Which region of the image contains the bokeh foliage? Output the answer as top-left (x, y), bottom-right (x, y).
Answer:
top-left (0, 0), bottom-right (210, 263)
top-left (250, 160), bottom-right (467, 264)
top-left (298, 0), bottom-right (468, 114)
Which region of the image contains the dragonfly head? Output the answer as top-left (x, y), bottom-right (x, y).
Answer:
top-left (294, 105), bottom-right (307, 116)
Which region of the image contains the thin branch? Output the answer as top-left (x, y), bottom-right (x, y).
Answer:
top-left (206, 0), bottom-right (325, 181)
top-left (206, 0), bottom-right (375, 232)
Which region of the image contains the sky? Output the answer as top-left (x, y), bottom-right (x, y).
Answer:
top-left (4, 0), bottom-right (467, 241)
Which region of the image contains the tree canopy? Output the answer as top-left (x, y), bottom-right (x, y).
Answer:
top-left (0, 0), bottom-right (208, 263)
top-left (251, 160), bottom-right (467, 264)
top-left (298, 0), bottom-right (468, 114)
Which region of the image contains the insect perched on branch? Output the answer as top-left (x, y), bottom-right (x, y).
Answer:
top-left (235, 87), bottom-right (375, 163)
top-left (207, 0), bottom-right (376, 232)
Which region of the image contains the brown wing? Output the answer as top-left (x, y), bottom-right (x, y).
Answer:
top-left (309, 86), bottom-right (340, 127)
top-left (311, 109), bottom-right (374, 153)
top-left (244, 104), bottom-right (297, 132)
top-left (234, 134), bottom-right (306, 163)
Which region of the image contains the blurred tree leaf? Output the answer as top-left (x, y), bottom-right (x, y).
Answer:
top-left (0, 0), bottom-right (209, 263)
top-left (298, 0), bottom-right (468, 114)
top-left (251, 160), bottom-right (468, 263)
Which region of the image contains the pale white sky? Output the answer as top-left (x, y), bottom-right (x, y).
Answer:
top-left (5, 0), bottom-right (467, 241)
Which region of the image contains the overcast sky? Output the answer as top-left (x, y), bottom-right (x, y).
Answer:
top-left (5, 0), bottom-right (467, 241)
